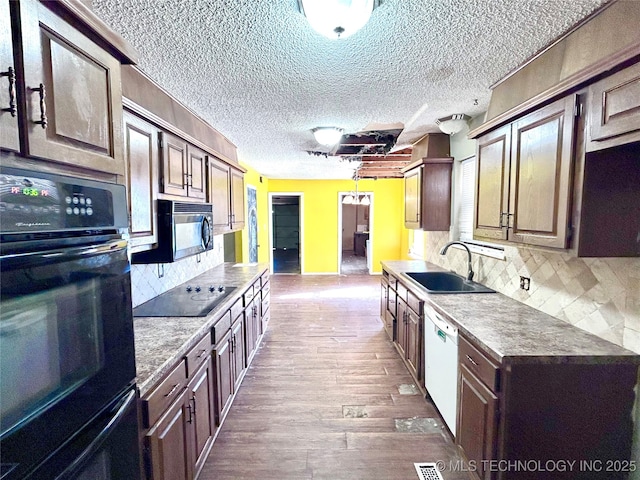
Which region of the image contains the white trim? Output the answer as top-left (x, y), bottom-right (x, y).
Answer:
top-left (268, 192), bottom-right (305, 274)
top-left (337, 191), bottom-right (374, 274)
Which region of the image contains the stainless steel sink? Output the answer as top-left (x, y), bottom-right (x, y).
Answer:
top-left (402, 271), bottom-right (495, 294)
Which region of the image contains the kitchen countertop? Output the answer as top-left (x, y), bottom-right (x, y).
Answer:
top-left (133, 262), bottom-right (269, 396)
top-left (382, 260), bottom-right (640, 366)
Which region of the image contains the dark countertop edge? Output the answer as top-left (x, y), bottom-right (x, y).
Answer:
top-left (381, 260), bottom-right (640, 366)
top-left (134, 262), bottom-right (269, 395)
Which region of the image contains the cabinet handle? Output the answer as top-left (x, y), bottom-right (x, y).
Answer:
top-left (184, 173), bottom-right (192, 187)
top-left (31, 83), bottom-right (47, 128)
top-left (196, 349), bottom-right (207, 359)
top-left (164, 383), bottom-right (181, 398)
top-left (466, 354), bottom-right (479, 366)
top-left (186, 397), bottom-right (194, 424)
top-left (1, 66), bottom-right (17, 117)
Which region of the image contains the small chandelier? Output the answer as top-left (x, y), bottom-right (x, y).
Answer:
top-left (313, 127), bottom-right (343, 146)
top-left (342, 169), bottom-right (370, 205)
top-left (298, 0), bottom-right (376, 39)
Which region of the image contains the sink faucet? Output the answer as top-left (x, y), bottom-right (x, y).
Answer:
top-left (439, 241), bottom-right (474, 282)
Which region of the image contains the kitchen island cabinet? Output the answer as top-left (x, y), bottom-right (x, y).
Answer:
top-left (381, 260), bottom-right (640, 480)
top-left (134, 263), bottom-right (269, 480)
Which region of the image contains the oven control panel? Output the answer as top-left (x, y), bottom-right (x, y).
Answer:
top-left (0, 167), bottom-right (128, 234)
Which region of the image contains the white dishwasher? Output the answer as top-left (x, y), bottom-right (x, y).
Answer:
top-left (424, 304), bottom-right (459, 437)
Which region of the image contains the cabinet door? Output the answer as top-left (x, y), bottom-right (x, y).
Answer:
top-left (0, 1), bottom-right (19, 152)
top-left (405, 308), bottom-right (421, 381)
top-left (18, 1), bottom-right (124, 175)
top-left (589, 62), bottom-right (640, 143)
top-left (457, 364), bottom-right (498, 480)
top-left (189, 359), bottom-right (216, 477)
top-left (123, 112), bottom-right (158, 250)
top-left (509, 96), bottom-right (576, 248)
top-left (395, 299), bottom-right (407, 358)
top-left (187, 145), bottom-right (207, 200)
top-left (208, 158), bottom-right (232, 233)
top-left (230, 168), bottom-right (245, 230)
top-left (146, 390), bottom-right (191, 480)
top-left (231, 319), bottom-right (245, 391)
top-left (475, 124), bottom-right (510, 241)
top-left (160, 132), bottom-right (188, 197)
top-left (213, 330), bottom-right (233, 424)
top-left (386, 285), bottom-right (397, 341)
top-left (404, 167), bottom-right (421, 229)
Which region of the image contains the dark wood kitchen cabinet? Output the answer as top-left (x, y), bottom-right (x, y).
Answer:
top-left (457, 336), bottom-right (500, 480)
top-left (587, 61), bottom-right (640, 150)
top-left (123, 111), bottom-right (159, 252)
top-left (9, 0), bottom-right (128, 176)
top-left (0, 0), bottom-right (18, 152)
top-left (475, 95), bottom-right (577, 249)
top-left (393, 281), bottom-right (423, 387)
top-left (144, 336), bottom-right (216, 480)
top-left (243, 285), bottom-right (261, 365)
top-left (402, 157), bottom-right (453, 231)
top-left (382, 270), bottom-right (397, 341)
top-left (208, 157), bottom-right (246, 233)
top-left (160, 132), bottom-right (206, 200)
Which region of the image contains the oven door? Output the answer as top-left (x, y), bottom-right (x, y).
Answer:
top-left (0, 237), bottom-right (137, 479)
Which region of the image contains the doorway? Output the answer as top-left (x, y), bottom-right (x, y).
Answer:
top-left (339, 193), bottom-right (371, 275)
top-left (270, 194), bottom-right (302, 274)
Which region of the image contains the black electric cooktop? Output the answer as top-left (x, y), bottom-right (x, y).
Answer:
top-left (133, 284), bottom-right (236, 317)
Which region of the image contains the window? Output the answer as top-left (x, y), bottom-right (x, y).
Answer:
top-left (453, 156), bottom-right (505, 260)
top-left (408, 229), bottom-right (425, 258)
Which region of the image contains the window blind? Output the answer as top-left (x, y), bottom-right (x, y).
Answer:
top-left (458, 158), bottom-right (476, 241)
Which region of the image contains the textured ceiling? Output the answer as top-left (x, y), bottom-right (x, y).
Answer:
top-left (92, 0), bottom-right (608, 179)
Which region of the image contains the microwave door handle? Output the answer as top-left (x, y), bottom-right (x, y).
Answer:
top-left (2, 239), bottom-right (128, 265)
top-left (55, 389), bottom-right (137, 480)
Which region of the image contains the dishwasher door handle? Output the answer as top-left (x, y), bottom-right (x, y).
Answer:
top-left (428, 313), bottom-right (458, 339)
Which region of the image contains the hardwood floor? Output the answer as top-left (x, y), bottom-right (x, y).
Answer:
top-left (199, 274), bottom-right (469, 480)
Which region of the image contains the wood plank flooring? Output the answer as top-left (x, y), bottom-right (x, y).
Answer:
top-left (199, 274), bottom-right (469, 480)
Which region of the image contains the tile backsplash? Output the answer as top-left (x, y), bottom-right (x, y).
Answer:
top-left (130, 234), bottom-right (225, 307)
top-left (420, 231), bottom-right (640, 353)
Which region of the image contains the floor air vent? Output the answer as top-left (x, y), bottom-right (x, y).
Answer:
top-left (414, 463), bottom-right (444, 480)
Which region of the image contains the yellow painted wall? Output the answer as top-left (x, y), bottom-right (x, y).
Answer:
top-left (240, 163), bottom-right (270, 264)
top-left (268, 178), bottom-right (405, 273)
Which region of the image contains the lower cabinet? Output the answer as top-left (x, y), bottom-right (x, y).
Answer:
top-left (393, 282), bottom-right (423, 387)
top-left (143, 269), bottom-right (271, 480)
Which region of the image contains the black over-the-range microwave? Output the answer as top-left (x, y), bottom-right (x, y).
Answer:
top-left (132, 200), bottom-right (213, 264)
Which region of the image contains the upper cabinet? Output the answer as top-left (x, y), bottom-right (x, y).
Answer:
top-left (9, 0), bottom-right (127, 176)
top-left (587, 62), bottom-right (640, 151)
top-left (159, 133), bottom-right (207, 200)
top-left (402, 133), bottom-right (453, 231)
top-left (0, 0), bottom-right (18, 152)
top-left (475, 96), bottom-right (577, 249)
top-left (208, 158), bottom-right (245, 234)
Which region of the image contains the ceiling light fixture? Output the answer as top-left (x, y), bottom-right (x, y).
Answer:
top-left (312, 127), bottom-right (343, 146)
top-left (436, 114), bottom-right (471, 135)
top-left (298, 0), bottom-right (376, 39)
top-left (342, 169), bottom-right (370, 205)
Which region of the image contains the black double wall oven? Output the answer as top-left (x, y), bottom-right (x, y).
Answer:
top-left (0, 166), bottom-right (140, 479)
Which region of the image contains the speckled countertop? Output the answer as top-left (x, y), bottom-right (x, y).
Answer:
top-left (382, 260), bottom-right (640, 366)
top-left (133, 262), bottom-right (268, 396)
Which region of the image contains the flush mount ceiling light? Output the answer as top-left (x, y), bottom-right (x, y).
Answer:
top-left (312, 127), bottom-right (344, 146)
top-left (298, 0), bottom-right (378, 39)
top-left (436, 114), bottom-right (472, 135)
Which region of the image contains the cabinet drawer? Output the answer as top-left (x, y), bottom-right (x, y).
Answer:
top-left (243, 285), bottom-right (255, 306)
top-left (459, 336), bottom-right (500, 392)
top-left (142, 359), bottom-right (187, 427)
top-left (185, 332), bottom-right (211, 377)
top-left (407, 290), bottom-right (422, 315)
top-left (262, 295), bottom-right (270, 316)
top-left (212, 310), bottom-right (232, 344)
top-left (396, 282), bottom-right (408, 302)
top-left (261, 280), bottom-right (270, 298)
top-left (261, 271), bottom-right (270, 286)
top-left (385, 271), bottom-right (397, 289)
top-left (230, 297), bottom-right (243, 322)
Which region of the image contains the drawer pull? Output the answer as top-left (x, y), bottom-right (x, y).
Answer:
top-left (196, 349), bottom-right (207, 359)
top-left (466, 354), bottom-right (479, 366)
top-left (1, 66), bottom-right (17, 116)
top-left (164, 383), bottom-right (181, 398)
top-left (31, 83), bottom-right (47, 128)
